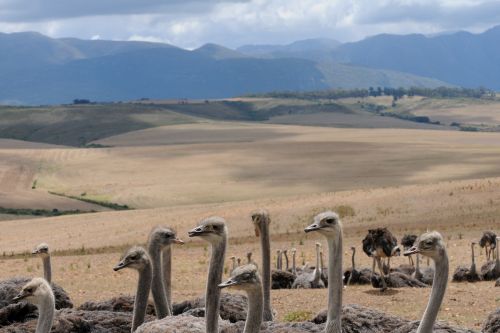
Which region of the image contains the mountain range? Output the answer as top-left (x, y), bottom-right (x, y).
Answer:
top-left (1, 26), bottom-right (500, 105)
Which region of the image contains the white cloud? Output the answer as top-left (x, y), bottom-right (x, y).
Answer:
top-left (0, 0), bottom-right (499, 48)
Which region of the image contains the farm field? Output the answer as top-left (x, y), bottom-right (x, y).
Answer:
top-left (0, 99), bottom-right (499, 331)
top-left (0, 177), bottom-right (498, 330)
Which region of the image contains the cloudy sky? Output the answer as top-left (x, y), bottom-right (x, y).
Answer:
top-left (1, 0), bottom-right (500, 49)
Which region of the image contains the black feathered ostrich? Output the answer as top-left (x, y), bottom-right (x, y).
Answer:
top-left (401, 234), bottom-right (418, 266)
top-left (362, 228), bottom-right (400, 291)
top-left (480, 231), bottom-right (497, 261)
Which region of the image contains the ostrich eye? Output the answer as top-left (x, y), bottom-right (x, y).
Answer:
top-left (325, 218), bottom-right (335, 224)
top-left (25, 288), bottom-right (33, 293)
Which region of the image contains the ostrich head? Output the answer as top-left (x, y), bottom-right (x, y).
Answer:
top-left (13, 277), bottom-right (52, 304)
top-left (32, 243), bottom-right (50, 258)
top-left (404, 231), bottom-right (446, 261)
top-left (251, 209), bottom-right (270, 237)
top-left (148, 226), bottom-right (184, 248)
top-left (114, 246), bottom-right (150, 271)
top-left (219, 264), bottom-right (261, 292)
top-left (188, 216), bottom-right (227, 244)
top-left (304, 211), bottom-right (342, 237)
top-left (350, 246), bottom-right (356, 252)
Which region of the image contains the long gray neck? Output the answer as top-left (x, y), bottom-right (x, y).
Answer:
top-left (326, 234), bottom-right (343, 333)
top-left (162, 246), bottom-right (173, 313)
top-left (417, 249), bottom-right (448, 333)
top-left (36, 291), bottom-right (55, 333)
top-left (206, 236), bottom-right (226, 333)
top-left (42, 256), bottom-right (52, 284)
top-left (148, 242), bottom-right (170, 318)
top-left (260, 223), bottom-right (273, 321)
top-left (284, 252), bottom-right (289, 270)
top-left (470, 244), bottom-right (476, 273)
top-left (132, 262), bottom-right (153, 332)
top-left (313, 246), bottom-right (321, 283)
top-left (243, 285), bottom-right (263, 333)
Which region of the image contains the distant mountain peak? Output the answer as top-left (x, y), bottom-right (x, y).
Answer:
top-left (194, 43), bottom-right (246, 59)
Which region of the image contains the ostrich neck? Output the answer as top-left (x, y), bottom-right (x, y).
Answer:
top-left (206, 236), bottom-right (226, 333)
top-left (326, 235), bottom-right (343, 333)
top-left (162, 246), bottom-right (173, 312)
top-left (244, 285), bottom-right (263, 333)
top-left (260, 223), bottom-right (273, 321)
top-left (36, 291), bottom-right (55, 333)
top-left (351, 249), bottom-right (355, 270)
top-left (417, 249), bottom-right (448, 333)
top-left (284, 253), bottom-right (289, 270)
top-left (292, 252), bottom-right (297, 275)
top-left (42, 256), bottom-right (52, 284)
top-left (313, 246), bottom-right (321, 283)
top-left (132, 262), bottom-right (153, 332)
top-left (471, 245), bottom-right (475, 265)
top-left (148, 243), bottom-right (170, 318)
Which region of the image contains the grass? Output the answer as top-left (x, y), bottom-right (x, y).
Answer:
top-left (0, 206), bottom-right (92, 217)
top-left (48, 191), bottom-right (131, 210)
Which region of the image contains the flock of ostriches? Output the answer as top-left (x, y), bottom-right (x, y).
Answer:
top-left (0, 211), bottom-right (498, 333)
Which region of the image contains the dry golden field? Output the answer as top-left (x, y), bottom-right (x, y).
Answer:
top-left (0, 121), bottom-right (499, 330)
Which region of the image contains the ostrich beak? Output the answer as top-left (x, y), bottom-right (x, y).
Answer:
top-left (218, 279), bottom-right (238, 289)
top-left (113, 260), bottom-right (127, 271)
top-left (12, 290), bottom-right (29, 302)
top-left (404, 246), bottom-right (419, 256)
top-left (304, 223), bottom-right (320, 233)
top-left (31, 249), bottom-right (39, 255)
top-left (173, 238), bottom-right (185, 245)
top-left (188, 226), bottom-right (205, 237)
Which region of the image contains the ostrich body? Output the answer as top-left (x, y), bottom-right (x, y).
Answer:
top-left (452, 242), bottom-right (481, 282)
top-left (480, 236), bottom-right (500, 281)
top-left (344, 247), bottom-right (372, 286)
top-left (3, 247), bottom-right (154, 333)
top-left (0, 244), bottom-right (72, 327)
top-left (412, 254), bottom-right (434, 286)
top-left (483, 308), bottom-right (500, 333)
top-left (479, 231), bottom-right (497, 261)
top-left (362, 228), bottom-right (399, 291)
top-left (292, 243), bottom-right (325, 289)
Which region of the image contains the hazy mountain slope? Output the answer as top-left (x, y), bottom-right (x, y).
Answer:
top-left (332, 26), bottom-right (500, 89)
top-left (0, 47), bottom-right (327, 104)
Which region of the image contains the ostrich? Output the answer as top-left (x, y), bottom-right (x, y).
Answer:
top-left (480, 236), bottom-right (500, 281)
top-left (393, 232), bottom-right (476, 333)
top-left (483, 308), bottom-right (500, 333)
top-left (452, 242), bottom-right (481, 282)
top-left (412, 254), bottom-right (434, 286)
top-left (343, 246), bottom-right (372, 286)
top-left (230, 256), bottom-right (237, 274)
top-left (147, 226), bottom-right (184, 318)
top-left (0, 243), bottom-right (72, 327)
top-left (479, 231), bottom-right (497, 261)
top-left (282, 250), bottom-right (289, 271)
top-left (401, 234), bottom-right (418, 266)
top-left (362, 228), bottom-right (401, 291)
top-left (250, 209), bottom-right (274, 321)
top-left (3, 247), bottom-right (154, 333)
top-left (292, 242), bottom-right (325, 289)
top-left (320, 248), bottom-right (328, 287)
top-left (290, 248), bottom-right (298, 275)
top-left (306, 213), bottom-right (474, 333)
top-left (79, 227), bottom-right (183, 318)
top-left (135, 216), bottom-right (232, 333)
